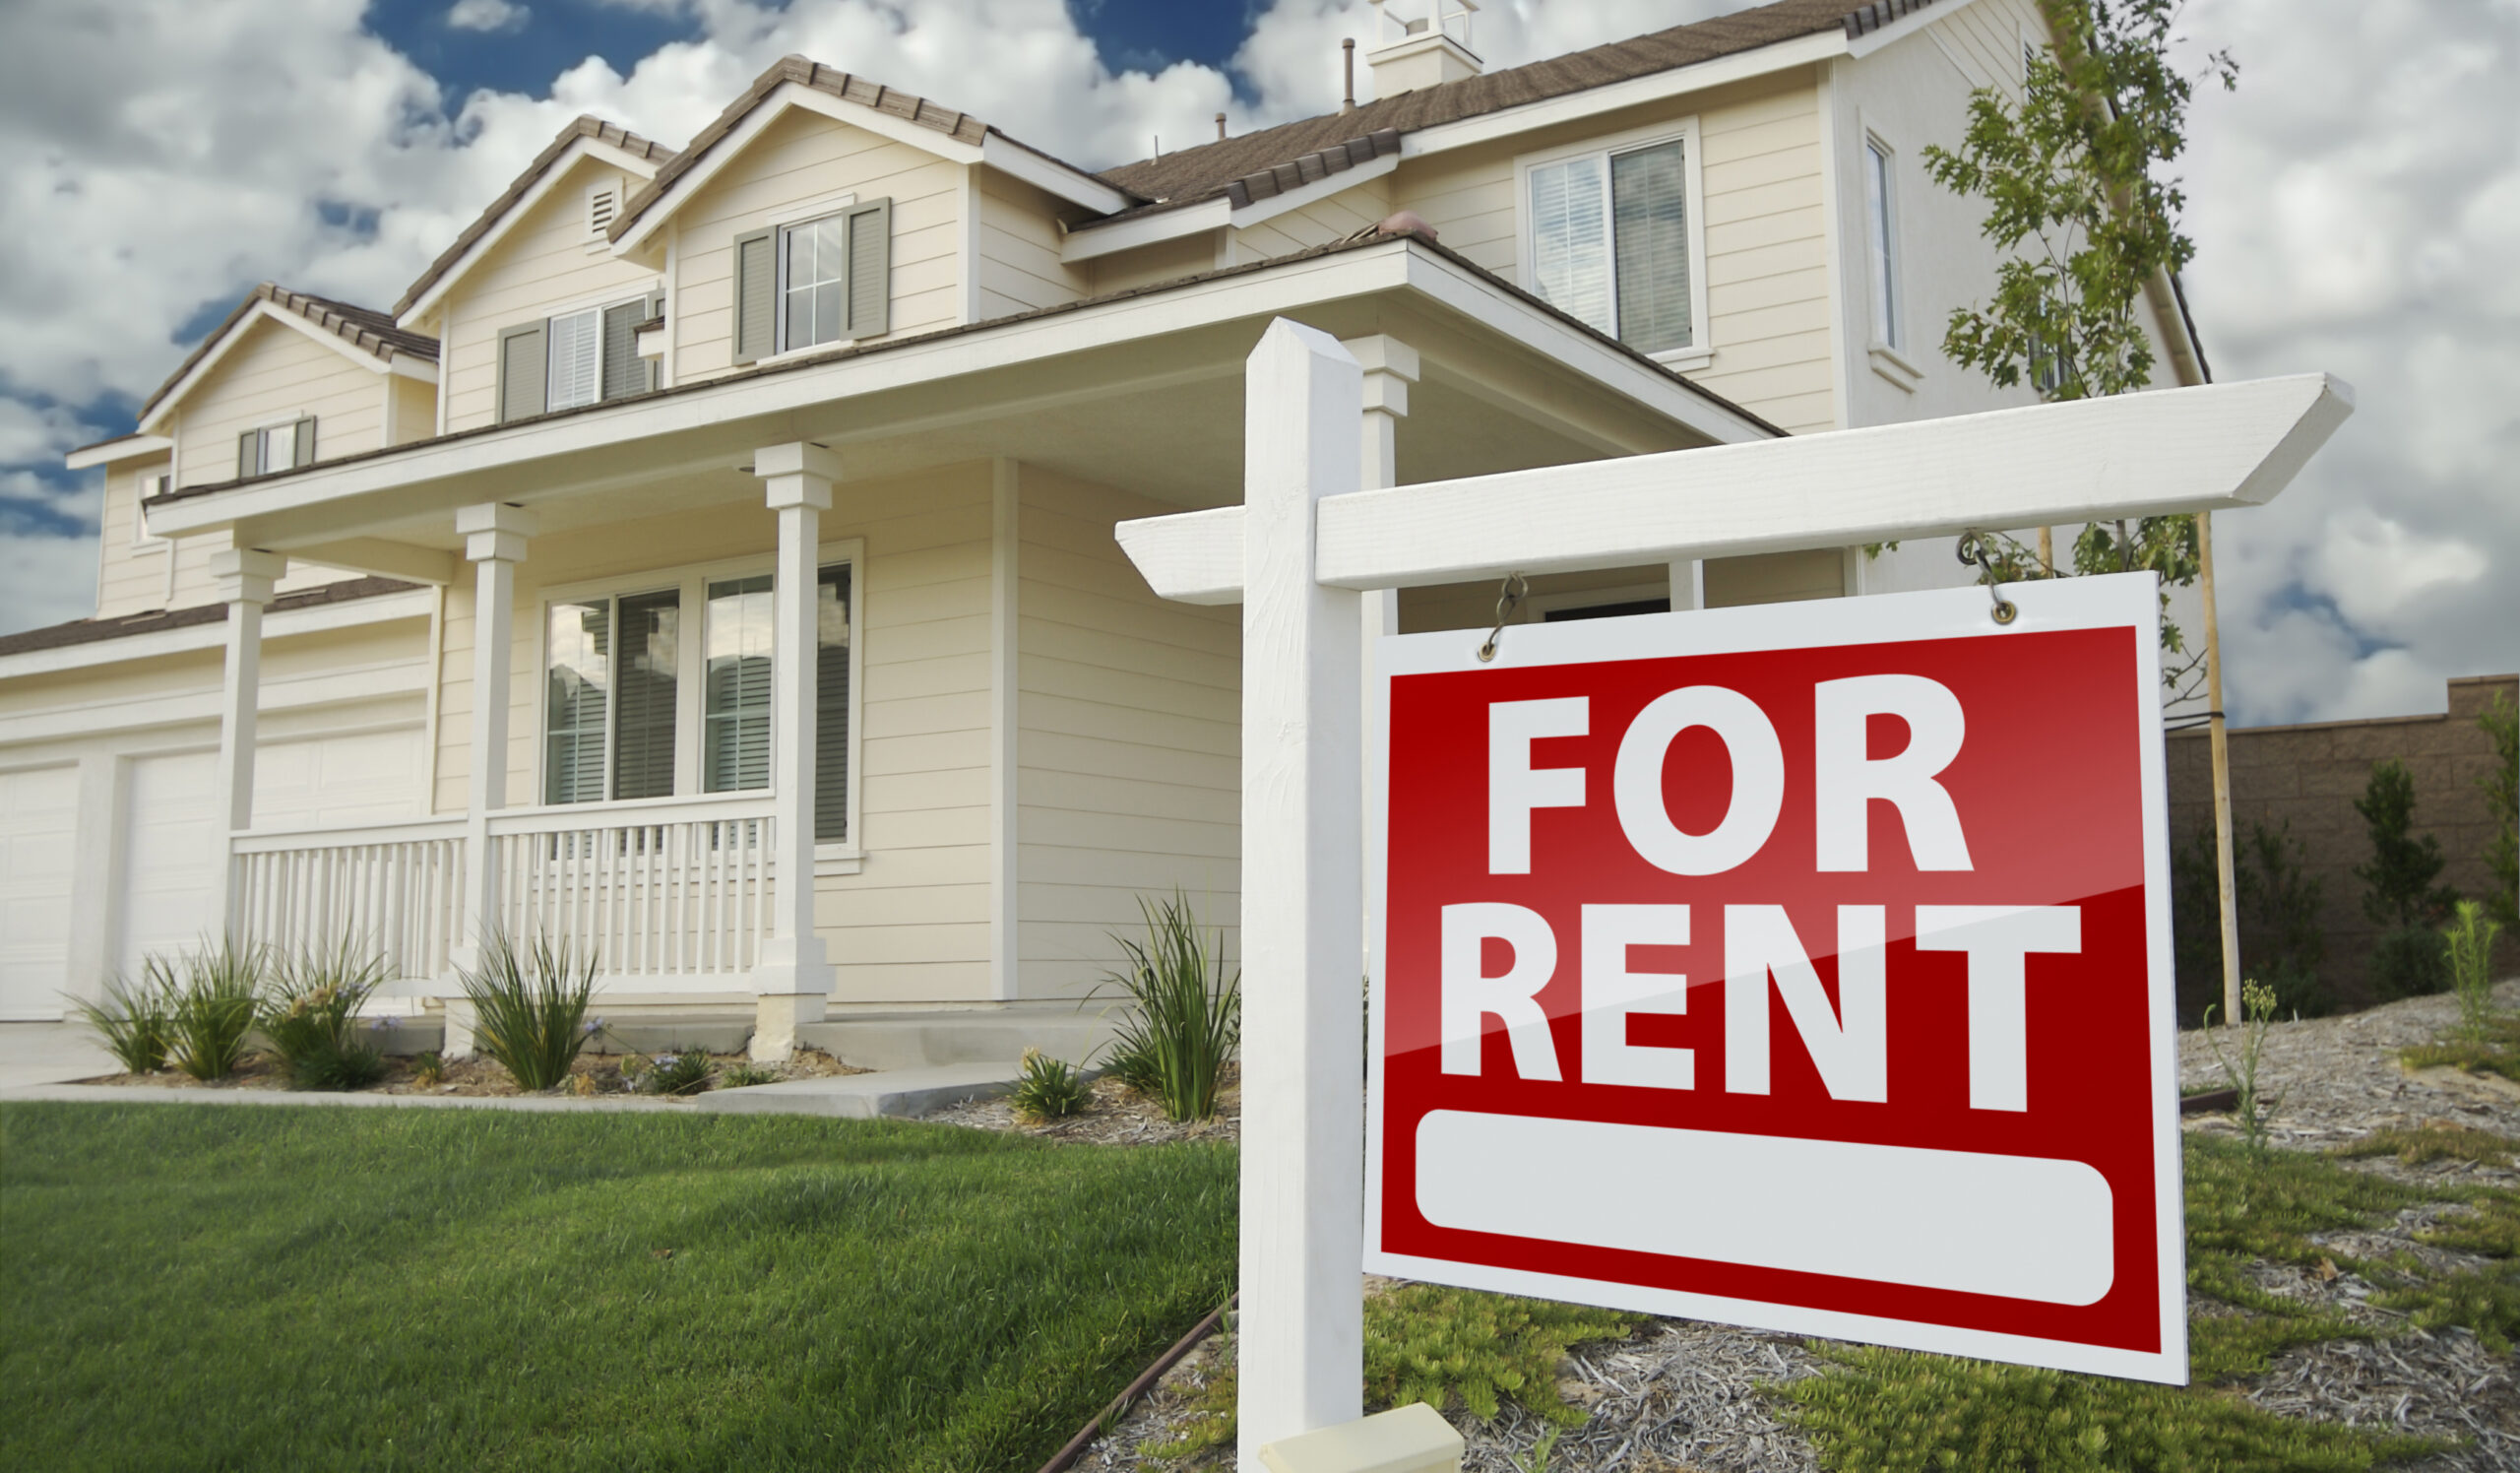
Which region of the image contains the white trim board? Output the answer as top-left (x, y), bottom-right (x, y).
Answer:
top-left (65, 436), bottom-right (173, 472)
top-left (1061, 154), bottom-right (1400, 265)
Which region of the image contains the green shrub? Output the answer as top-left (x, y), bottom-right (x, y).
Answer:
top-left (638, 1050), bottom-right (714, 1096)
top-left (720, 1061), bottom-right (780, 1090)
top-left (2369, 925), bottom-right (2451, 1001)
top-left (163, 937), bottom-right (268, 1081)
top-left (1009, 1049), bottom-right (1090, 1122)
top-left (2444, 899), bottom-right (2505, 1041)
top-left (69, 960), bottom-right (176, 1074)
top-left (2480, 689), bottom-right (2516, 931)
top-left (2356, 758), bottom-right (2456, 929)
top-left (1364, 1284), bottom-right (1642, 1427)
top-left (459, 935), bottom-right (598, 1091)
top-left (2171, 820), bottom-right (2331, 1024)
top-left (1092, 892), bottom-right (1238, 1122)
top-left (262, 938), bottom-right (391, 1090)
top-left (410, 1051), bottom-right (446, 1087)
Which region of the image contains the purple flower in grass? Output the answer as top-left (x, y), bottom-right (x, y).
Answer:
top-left (584, 1016), bottom-right (606, 1036)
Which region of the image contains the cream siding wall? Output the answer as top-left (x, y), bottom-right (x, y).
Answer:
top-left (670, 110), bottom-right (967, 385)
top-left (433, 155), bottom-right (663, 435)
top-left (1228, 176), bottom-right (1393, 261)
top-left (389, 375), bottom-right (437, 446)
top-left (976, 170), bottom-right (1092, 317)
top-left (172, 318), bottom-right (388, 488)
top-left (430, 464), bottom-right (998, 1004)
top-left (1013, 465), bottom-right (1239, 1000)
top-left (1089, 230), bottom-right (1220, 295)
top-left (93, 456), bottom-right (181, 619)
top-left (1394, 73), bottom-right (1837, 435)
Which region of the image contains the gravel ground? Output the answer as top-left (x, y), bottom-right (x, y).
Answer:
top-left (1018, 982), bottom-right (2520, 1471)
top-left (80, 1044), bottom-right (867, 1098)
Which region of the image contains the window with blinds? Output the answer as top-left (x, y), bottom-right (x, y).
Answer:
top-left (538, 559), bottom-right (855, 842)
top-left (815, 565), bottom-right (851, 843)
top-left (703, 574), bottom-right (775, 794)
top-left (544, 601), bottom-right (610, 804)
top-left (1528, 136), bottom-right (1696, 356)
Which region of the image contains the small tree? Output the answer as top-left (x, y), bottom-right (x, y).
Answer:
top-left (1919, 0), bottom-right (2237, 699)
top-left (2355, 759), bottom-right (2455, 929)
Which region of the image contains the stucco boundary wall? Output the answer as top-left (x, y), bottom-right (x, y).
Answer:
top-left (2166, 672), bottom-right (2519, 1006)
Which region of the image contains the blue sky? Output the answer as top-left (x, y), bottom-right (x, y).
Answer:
top-left (0, 0), bottom-right (2510, 726)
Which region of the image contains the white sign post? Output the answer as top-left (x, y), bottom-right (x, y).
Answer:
top-left (1119, 319), bottom-right (2350, 1468)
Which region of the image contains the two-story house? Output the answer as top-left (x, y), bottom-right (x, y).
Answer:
top-left (0, 0), bottom-right (2207, 1058)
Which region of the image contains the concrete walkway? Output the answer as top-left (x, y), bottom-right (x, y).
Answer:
top-left (0, 1023), bottom-right (118, 1091)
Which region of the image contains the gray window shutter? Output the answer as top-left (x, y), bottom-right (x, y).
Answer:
top-left (732, 228), bottom-right (775, 365)
top-left (497, 321), bottom-right (548, 424)
top-left (598, 300), bottom-right (644, 402)
top-left (842, 197), bottom-right (891, 341)
top-left (292, 417), bottom-right (316, 469)
top-left (237, 432), bottom-right (256, 480)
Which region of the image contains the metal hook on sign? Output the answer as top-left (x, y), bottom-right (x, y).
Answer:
top-left (1476, 572), bottom-right (1530, 663)
top-left (1955, 532), bottom-right (2019, 626)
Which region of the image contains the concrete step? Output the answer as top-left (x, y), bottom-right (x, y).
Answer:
top-left (795, 1007), bottom-right (1122, 1072)
top-left (693, 1060), bottom-right (1034, 1120)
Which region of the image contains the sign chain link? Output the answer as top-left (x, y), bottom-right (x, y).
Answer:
top-left (1955, 532), bottom-right (2019, 625)
top-left (1476, 572), bottom-right (1530, 663)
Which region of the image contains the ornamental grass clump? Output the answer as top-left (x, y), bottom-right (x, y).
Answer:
top-left (262, 938), bottom-right (390, 1091)
top-left (638, 1050), bottom-right (715, 1097)
top-left (71, 959), bottom-right (176, 1074)
top-left (1092, 892), bottom-right (1238, 1122)
top-left (2445, 899), bottom-right (2505, 1043)
top-left (1009, 1048), bottom-right (1090, 1122)
top-left (459, 935), bottom-right (598, 1091)
top-left (163, 937), bottom-right (268, 1081)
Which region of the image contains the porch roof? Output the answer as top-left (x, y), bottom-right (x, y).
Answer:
top-left (145, 233), bottom-right (1779, 570)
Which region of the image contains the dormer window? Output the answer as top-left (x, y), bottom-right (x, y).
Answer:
top-left (731, 198), bottom-right (892, 365)
top-left (236, 417), bottom-right (314, 480)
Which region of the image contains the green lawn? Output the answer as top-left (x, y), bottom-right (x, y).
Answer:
top-left (0, 1103), bottom-right (1236, 1473)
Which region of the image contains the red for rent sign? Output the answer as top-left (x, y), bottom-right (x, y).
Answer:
top-left (1364, 573), bottom-right (2187, 1382)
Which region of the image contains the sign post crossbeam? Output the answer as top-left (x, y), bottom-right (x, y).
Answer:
top-left (1117, 371), bottom-right (2353, 605)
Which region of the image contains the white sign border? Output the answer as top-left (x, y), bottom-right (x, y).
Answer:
top-left (1362, 572), bottom-right (2189, 1386)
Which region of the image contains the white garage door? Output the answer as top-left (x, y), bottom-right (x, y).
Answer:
top-left (115, 728), bottom-right (424, 981)
top-left (0, 765), bottom-right (79, 1020)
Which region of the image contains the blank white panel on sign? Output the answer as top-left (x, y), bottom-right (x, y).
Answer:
top-left (1416, 1111), bottom-right (2115, 1306)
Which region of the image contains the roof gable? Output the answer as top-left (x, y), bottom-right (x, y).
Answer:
top-left (138, 285), bottom-right (436, 431)
top-left (393, 116), bottom-right (675, 322)
top-left (604, 55), bottom-right (1135, 252)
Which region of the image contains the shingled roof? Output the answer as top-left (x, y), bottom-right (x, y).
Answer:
top-left (605, 55), bottom-right (1134, 245)
top-left (393, 116), bottom-right (676, 318)
top-left (1086, 0), bottom-right (1937, 226)
top-left (137, 284), bottom-right (438, 425)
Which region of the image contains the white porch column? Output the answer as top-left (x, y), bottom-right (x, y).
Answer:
top-left (1237, 321), bottom-right (1365, 1467)
top-left (1345, 335), bottom-right (1416, 975)
top-left (451, 504), bottom-right (534, 1015)
top-left (750, 442), bottom-right (840, 1058)
top-left (206, 546), bottom-right (284, 935)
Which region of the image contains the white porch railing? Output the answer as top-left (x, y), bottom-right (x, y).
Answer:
top-left (232, 818), bottom-right (468, 981)
top-left (487, 795), bottom-right (777, 981)
top-left (227, 792), bottom-right (780, 985)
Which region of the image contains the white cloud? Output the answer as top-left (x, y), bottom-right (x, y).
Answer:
top-left (0, 400), bottom-right (98, 466)
top-left (2179, 0), bottom-right (2520, 724)
top-left (447, 0), bottom-right (530, 34)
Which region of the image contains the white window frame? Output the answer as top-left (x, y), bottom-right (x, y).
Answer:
top-left (130, 470), bottom-right (170, 548)
top-left (1858, 119), bottom-right (1922, 391)
top-left (531, 538), bottom-right (867, 868)
top-left (245, 416), bottom-right (313, 477)
top-left (747, 193), bottom-right (864, 367)
top-left (1515, 116), bottom-right (1712, 369)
